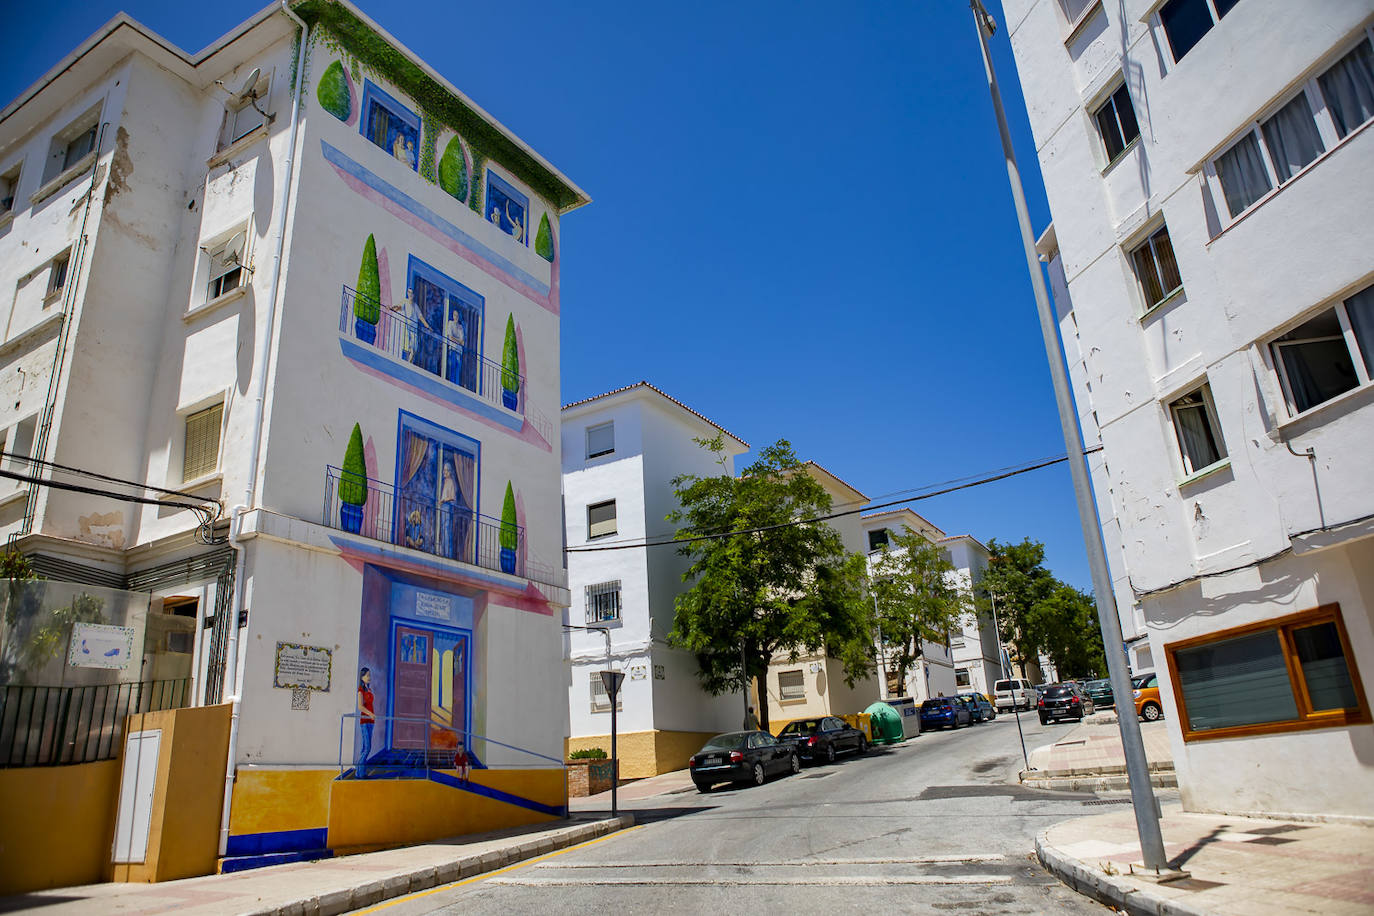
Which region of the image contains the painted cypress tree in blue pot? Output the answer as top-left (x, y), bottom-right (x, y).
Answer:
top-left (499, 482), bottom-right (518, 574)
top-left (355, 234), bottom-right (381, 344)
top-left (501, 315), bottom-right (520, 410)
top-left (339, 423), bottom-right (368, 534)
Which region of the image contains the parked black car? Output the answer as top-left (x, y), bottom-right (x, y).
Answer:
top-left (688, 731), bottom-right (799, 791)
top-left (1083, 678), bottom-right (1115, 708)
top-left (777, 716), bottom-right (868, 763)
top-left (959, 693), bottom-right (996, 722)
top-left (1038, 683), bottom-right (1096, 724)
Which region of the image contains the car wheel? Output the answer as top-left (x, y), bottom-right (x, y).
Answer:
top-left (825, 743), bottom-right (836, 764)
top-left (752, 762), bottom-right (766, 786)
top-left (695, 780), bottom-right (712, 793)
top-left (857, 736), bottom-right (867, 755)
top-left (1039, 715), bottom-right (1048, 725)
top-left (1142, 702), bottom-right (1163, 722)
top-left (790, 753), bottom-right (801, 775)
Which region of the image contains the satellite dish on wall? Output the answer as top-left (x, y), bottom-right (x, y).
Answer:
top-left (234, 68), bottom-right (262, 102)
top-left (222, 231), bottom-right (247, 265)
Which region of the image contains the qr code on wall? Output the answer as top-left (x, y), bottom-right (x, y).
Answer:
top-left (291, 687), bottom-right (311, 711)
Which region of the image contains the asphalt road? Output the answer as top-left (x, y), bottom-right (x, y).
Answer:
top-left (353, 713), bottom-right (1123, 915)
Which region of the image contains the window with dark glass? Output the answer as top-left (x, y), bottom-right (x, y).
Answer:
top-left (1318, 39), bottom-right (1374, 139)
top-left (1093, 82), bottom-right (1140, 163)
top-left (1129, 224), bottom-right (1183, 310)
top-left (1271, 284), bottom-right (1374, 415)
top-left (1159, 0), bottom-right (1239, 63)
top-left (587, 500), bottom-right (617, 539)
top-left (1167, 604), bottom-right (1369, 740)
top-left (867, 529), bottom-right (889, 552)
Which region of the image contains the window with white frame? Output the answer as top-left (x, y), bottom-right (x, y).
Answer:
top-left (779, 669), bottom-right (806, 700)
top-left (955, 669), bottom-right (972, 688)
top-left (1168, 384), bottom-right (1227, 476)
top-left (45, 251), bottom-right (69, 302)
top-left (586, 580), bottom-right (622, 624)
top-left (589, 670), bottom-right (622, 712)
top-left (1269, 283), bottom-right (1374, 416)
top-left (1158, 0), bottom-right (1242, 63)
top-left (587, 499), bottom-right (617, 539)
top-left (867, 528), bottom-right (889, 552)
top-left (43, 108), bottom-right (99, 185)
top-left (182, 403), bottom-right (224, 482)
top-left (1128, 223), bottom-right (1183, 311)
top-left (0, 164), bottom-right (20, 214)
top-left (1209, 36), bottom-right (1374, 222)
top-left (1092, 80), bottom-right (1140, 165)
top-left (1059, 0), bottom-right (1097, 25)
top-left (3, 416), bottom-right (37, 476)
top-left (586, 421), bottom-right (614, 459)
top-left (218, 72), bottom-right (271, 150)
top-left (205, 231), bottom-right (248, 302)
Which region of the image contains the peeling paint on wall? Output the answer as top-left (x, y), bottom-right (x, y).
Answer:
top-left (77, 510), bottom-right (125, 548)
top-left (103, 127), bottom-right (134, 204)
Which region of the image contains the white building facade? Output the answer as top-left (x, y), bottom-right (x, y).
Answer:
top-left (0, 0), bottom-right (585, 872)
top-left (1007, 0), bottom-right (1374, 819)
top-left (561, 383), bottom-right (748, 777)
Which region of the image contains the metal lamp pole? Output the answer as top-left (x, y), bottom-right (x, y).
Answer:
top-left (968, 0), bottom-right (1167, 871)
top-left (989, 589), bottom-right (1031, 772)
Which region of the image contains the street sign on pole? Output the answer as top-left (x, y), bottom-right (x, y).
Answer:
top-left (600, 670), bottom-right (624, 818)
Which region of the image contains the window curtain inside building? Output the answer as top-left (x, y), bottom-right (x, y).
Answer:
top-left (1175, 630), bottom-right (1299, 731)
top-left (1319, 40), bottom-right (1374, 138)
top-left (1344, 285), bottom-right (1374, 378)
top-left (1261, 94), bottom-right (1324, 182)
top-left (402, 432), bottom-right (430, 488)
top-left (1215, 133), bottom-right (1272, 217)
top-left (1174, 401), bottom-right (1220, 472)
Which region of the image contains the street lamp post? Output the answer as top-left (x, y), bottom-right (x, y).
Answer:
top-left (968, 0), bottom-right (1168, 872)
top-left (988, 589), bottom-right (1030, 772)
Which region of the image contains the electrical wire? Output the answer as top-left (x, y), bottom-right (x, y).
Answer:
top-left (567, 446), bottom-right (1103, 554)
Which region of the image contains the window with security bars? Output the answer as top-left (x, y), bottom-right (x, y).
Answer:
top-left (586, 581), bottom-right (622, 623)
top-left (589, 671), bottom-right (622, 712)
top-left (182, 403), bottom-right (223, 482)
top-left (779, 669), bottom-right (805, 700)
top-left (587, 499), bottom-right (617, 539)
top-left (1129, 224), bottom-right (1183, 312)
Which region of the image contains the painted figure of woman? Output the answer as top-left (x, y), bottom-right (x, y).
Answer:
top-left (392, 131), bottom-right (408, 164)
top-left (438, 460), bottom-right (458, 559)
top-left (444, 307), bottom-right (465, 385)
top-left (357, 667), bottom-right (375, 777)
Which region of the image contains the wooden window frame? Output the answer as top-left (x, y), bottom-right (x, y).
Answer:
top-left (1164, 602), bottom-right (1371, 743)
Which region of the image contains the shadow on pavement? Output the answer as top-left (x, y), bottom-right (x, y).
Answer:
top-left (572, 804), bottom-right (716, 824)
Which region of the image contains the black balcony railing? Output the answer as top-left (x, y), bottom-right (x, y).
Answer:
top-left (0, 678), bottom-right (191, 768)
top-left (323, 466), bottom-right (560, 587)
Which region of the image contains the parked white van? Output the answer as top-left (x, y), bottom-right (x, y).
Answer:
top-left (994, 678), bottom-right (1036, 711)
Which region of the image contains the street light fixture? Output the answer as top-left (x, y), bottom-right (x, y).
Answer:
top-left (966, 0), bottom-right (1168, 872)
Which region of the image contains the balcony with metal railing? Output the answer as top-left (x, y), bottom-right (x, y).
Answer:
top-left (337, 287), bottom-right (553, 443)
top-left (323, 466), bottom-right (560, 588)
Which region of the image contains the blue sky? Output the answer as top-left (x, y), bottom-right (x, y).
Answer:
top-left (2, 1), bottom-right (1102, 591)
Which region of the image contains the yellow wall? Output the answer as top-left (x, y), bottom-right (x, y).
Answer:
top-left (566, 730), bottom-right (719, 778)
top-left (0, 760), bottom-right (121, 895)
top-left (327, 769), bottom-right (564, 852)
top-left (111, 704), bottom-right (232, 883)
top-left (228, 768), bottom-right (335, 838)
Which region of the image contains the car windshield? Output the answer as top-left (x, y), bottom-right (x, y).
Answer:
top-left (700, 733), bottom-right (747, 751)
top-left (994, 681), bottom-right (1014, 691)
top-left (779, 720), bottom-right (820, 736)
top-left (1043, 686), bottom-right (1074, 698)
top-left (922, 699), bottom-right (951, 709)
top-left (1131, 674), bottom-right (1154, 688)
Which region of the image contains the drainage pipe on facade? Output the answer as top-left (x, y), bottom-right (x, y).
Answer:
top-left (218, 0), bottom-right (309, 859)
top-left (1285, 441), bottom-right (1326, 530)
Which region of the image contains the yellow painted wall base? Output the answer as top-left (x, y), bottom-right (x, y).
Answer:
top-left (0, 760), bottom-right (121, 895)
top-left (327, 769), bottom-right (565, 852)
top-left (566, 729), bottom-right (720, 778)
top-left (228, 768), bottom-right (336, 839)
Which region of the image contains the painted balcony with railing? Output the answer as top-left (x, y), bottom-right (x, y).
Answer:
top-left (337, 286), bottom-right (553, 444)
top-left (323, 466), bottom-right (559, 587)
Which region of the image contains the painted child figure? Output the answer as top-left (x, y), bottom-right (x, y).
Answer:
top-left (454, 741), bottom-right (470, 782)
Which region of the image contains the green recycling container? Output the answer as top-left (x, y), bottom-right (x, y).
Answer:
top-left (864, 701), bottom-right (905, 745)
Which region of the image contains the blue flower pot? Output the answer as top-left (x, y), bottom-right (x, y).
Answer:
top-left (355, 318), bottom-right (377, 345)
top-left (499, 547), bottom-right (516, 574)
top-left (502, 388), bottom-right (518, 410)
top-left (340, 503), bottom-right (364, 534)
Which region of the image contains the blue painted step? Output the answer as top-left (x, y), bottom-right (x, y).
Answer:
top-left (221, 848), bottom-right (334, 873)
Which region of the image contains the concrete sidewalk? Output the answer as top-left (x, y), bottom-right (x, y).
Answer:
top-left (0, 816), bottom-right (631, 916)
top-left (567, 767), bottom-right (696, 813)
top-left (1023, 715), bottom-right (1176, 790)
top-left (1038, 803), bottom-right (1374, 915)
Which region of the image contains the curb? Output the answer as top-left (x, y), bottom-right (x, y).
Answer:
top-left (1035, 828), bottom-right (1213, 916)
top-left (242, 815), bottom-right (634, 916)
top-left (1022, 771), bottom-right (1178, 792)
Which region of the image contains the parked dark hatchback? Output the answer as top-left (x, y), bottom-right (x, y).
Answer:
top-left (920, 697), bottom-right (971, 730)
top-left (1083, 678), bottom-right (1115, 708)
top-left (1038, 683), bottom-right (1095, 724)
top-left (777, 716), bottom-right (868, 763)
top-left (688, 731), bottom-right (799, 791)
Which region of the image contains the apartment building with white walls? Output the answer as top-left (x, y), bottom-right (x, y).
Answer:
top-left (0, 0), bottom-right (585, 881)
top-left (1006, 0), bottom-right (1374, 819)
top-left (561, 382), bottom-right (749, 777)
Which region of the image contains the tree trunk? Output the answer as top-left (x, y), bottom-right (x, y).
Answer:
top-left (752, 647), bottom-right (772, 732)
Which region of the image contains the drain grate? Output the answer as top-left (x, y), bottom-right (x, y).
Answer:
top-left (1081, 798), bottom-right (1133, 806)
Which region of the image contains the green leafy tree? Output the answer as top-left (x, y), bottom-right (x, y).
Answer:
top-left (316, 60), bottom-right (352, 121)
top-left (667, 437), bottom-right (872, 730)
top-left (1032, 583), bottom-right (1107, 679)
top-left (437, 136), bottom-right (469, 202)
top-left (976, 538), bottom-right (1057, 679)
top-left (499, 482), bottom-right (518, 552)
top-left (501, 315), bottom-right (520, 394)
top-left (355, 234), bottom-right (381, 324)
top-left (535, 213), bottom-right (554, 262)
top-left (339, 423), bottom-right (368, 508)
top-left (870, 528), bottom-right (966, 693)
